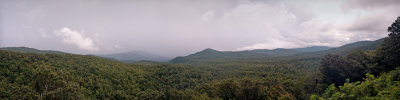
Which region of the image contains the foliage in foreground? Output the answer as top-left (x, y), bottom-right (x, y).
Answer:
top-left (314, 16), bottom-right (400, 100)
top-left (313, 69), bottom-right (400, 100)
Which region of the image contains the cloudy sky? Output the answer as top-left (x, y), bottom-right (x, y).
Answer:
top-left (1, 0), bottom-right (399, 57)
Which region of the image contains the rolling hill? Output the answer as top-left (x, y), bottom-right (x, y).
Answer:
top-left (0, 47), bottom-right (319, 99)
top-left (0, 47), bottom-right (171, 63)
top-left (250, 48), bottom-right (300, 56)
top-left (0, 37), bottom-right (391, 100)
top-left (97, 50), bottom-right (171, 62)
top-left (170, 38), bottom-right (384, 63)
top-left (170, 48), bottom-right (267, 63)
top-left (0, 47), bottom-right (67, 54)
top-left (292, 46), bottom-right (332, 52)
top-left (298, 38), bottom-right (384, 57)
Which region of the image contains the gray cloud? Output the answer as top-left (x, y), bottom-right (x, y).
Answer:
top-left (0, 0), bottom-right (398, 57)
top-left (340, 0), bottom-right (400, 40)
top-left (342, 0), bottom-right (400, 10)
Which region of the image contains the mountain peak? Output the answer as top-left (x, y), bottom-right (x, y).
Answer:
top-left (200, 48), bottom-right (219, 53)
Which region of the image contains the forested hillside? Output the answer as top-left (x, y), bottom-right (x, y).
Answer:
top-left (2, 0), bottom-right (399, 100)
top-left (292, 46), bottom-right (332, 52)
top-left (0, 49), bottom-right (321, 99)
top-left (97, 51), bottom-right (171, 63)
top-left (311, 16), bottom-right (400, 99)
top-left (0, 47), bottom-right (68, 54)
top-left (0, 37), bottom-right (387, 100)
top-left (1, 16), bottom-right (399, 100)
top-left (170, 39), bottom-right (383, 64)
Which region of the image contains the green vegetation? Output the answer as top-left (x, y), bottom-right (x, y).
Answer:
top-left (98, 51), bottom-right (171, 63)
top-left (315, 69), bottom-right (400, 100)
top-left (313, 16), bottom-right (400, 99)
top-left (1, 17), bottom-right (399, 100)
top-left (0, 50), bottom-right (318, 99)
top-left (170, 39), bottom-right (382, 64)
top-left (0, 47), bottom-right (67, 54)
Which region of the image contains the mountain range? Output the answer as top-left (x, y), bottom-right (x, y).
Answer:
top-left (97, 51), bottom-right (171, 62)
top-left (0, 47), bottom-right (68, 54)
top-left (170, 38), bottom-right (384, 63)
top-left (0, 38), bottom-right (383, 63)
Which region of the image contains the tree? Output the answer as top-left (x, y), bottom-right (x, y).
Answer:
top-left (320, 54), bottom-right (347, 85)
top-left (320, 54), bottom-right (368, 85)
top-left (315, 69), bottom-right (400, 100)
top-left (216, 80), bottom-right (238, 100)
top-left (345, 50), bottom-right (372, 80)
top-left (375, 16), bottom-right (400, 73)
top-left (32, 64), bottom-right (83, 100)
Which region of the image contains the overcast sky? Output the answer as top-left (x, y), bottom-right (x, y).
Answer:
top-left (1, 0), bottom-right (399, 57)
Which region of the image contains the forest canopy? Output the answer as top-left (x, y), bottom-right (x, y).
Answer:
top-left (1, 17), bottom-right (400, 100)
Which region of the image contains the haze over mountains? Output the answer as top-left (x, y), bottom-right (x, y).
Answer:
top-left (0, 47), bottom-right (68, 54)
top-left (0, 15), bottom-right (397, 99)
top-left (2, 0), bottom-right (397, 57)
top-left (2, 0), bottom-right (400, 99)
top-left (170, 38), bottom-right (383, 63)
top-left (98, 51), bottom-right (171, 62)
top-left (0, 38), bottom-right (383, 63)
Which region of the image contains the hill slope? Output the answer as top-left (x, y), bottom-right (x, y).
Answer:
top-left (98, 50), bottom-right (171, 62)
top-left (0, 47), bottom-right (67, 54)
top-left (298, 38), bottom-right (384, 57)
top-left (170, 48), bottom-right (268, 63)
top-left (0, 49), bottom-right (319, 99)
top-left (293, 46), bottom-right (332, 52)
top-left (170, 38), bottom-right (384, 63)
top-left (250, 48), bottom-right (300, 56)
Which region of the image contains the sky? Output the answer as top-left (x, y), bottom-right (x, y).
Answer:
top-left (1, 0), bottom-right (399, 57)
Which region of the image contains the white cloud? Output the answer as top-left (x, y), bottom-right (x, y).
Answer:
top-left (54, 27), bottom-right (99, 51)
top-left (3, 0), bottom-right (398, 56)
top-left (224, 2), bottom-right (341, 50)
top-left (233, 0), bottom-right (398, 51)
top-left (236, 38), bottom-right (298, 50)
top-left (236, 37), bottom-right (334, 51)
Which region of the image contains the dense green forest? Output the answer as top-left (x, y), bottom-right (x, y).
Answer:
top-left (0, 49), bottom-right (319, 99)
top-left (1, 17), bottom-right (399, 100)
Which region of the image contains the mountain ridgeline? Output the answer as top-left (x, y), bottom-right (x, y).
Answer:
top-left (97, 51), bottom-right (171, 62)
top-left (1, 38), bottom-right (382, 64)
top-left (292, 46), bottom-right (332, 52)
top-left (170, 38), bottom-right (382, 63)
top-left (0, 47), bottom-right (171, 63)
top-left (0, 47), bottom-right (68, 54)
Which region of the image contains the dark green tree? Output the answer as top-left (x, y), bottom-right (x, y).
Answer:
top-left (320, 53), bottom-right (368, 85)
top-left (375, 16), bottom-right (400, 73)
top-left (320, 54), bottom-right (348, 85)
top-left (216, 80), bottom-right (238, 100)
